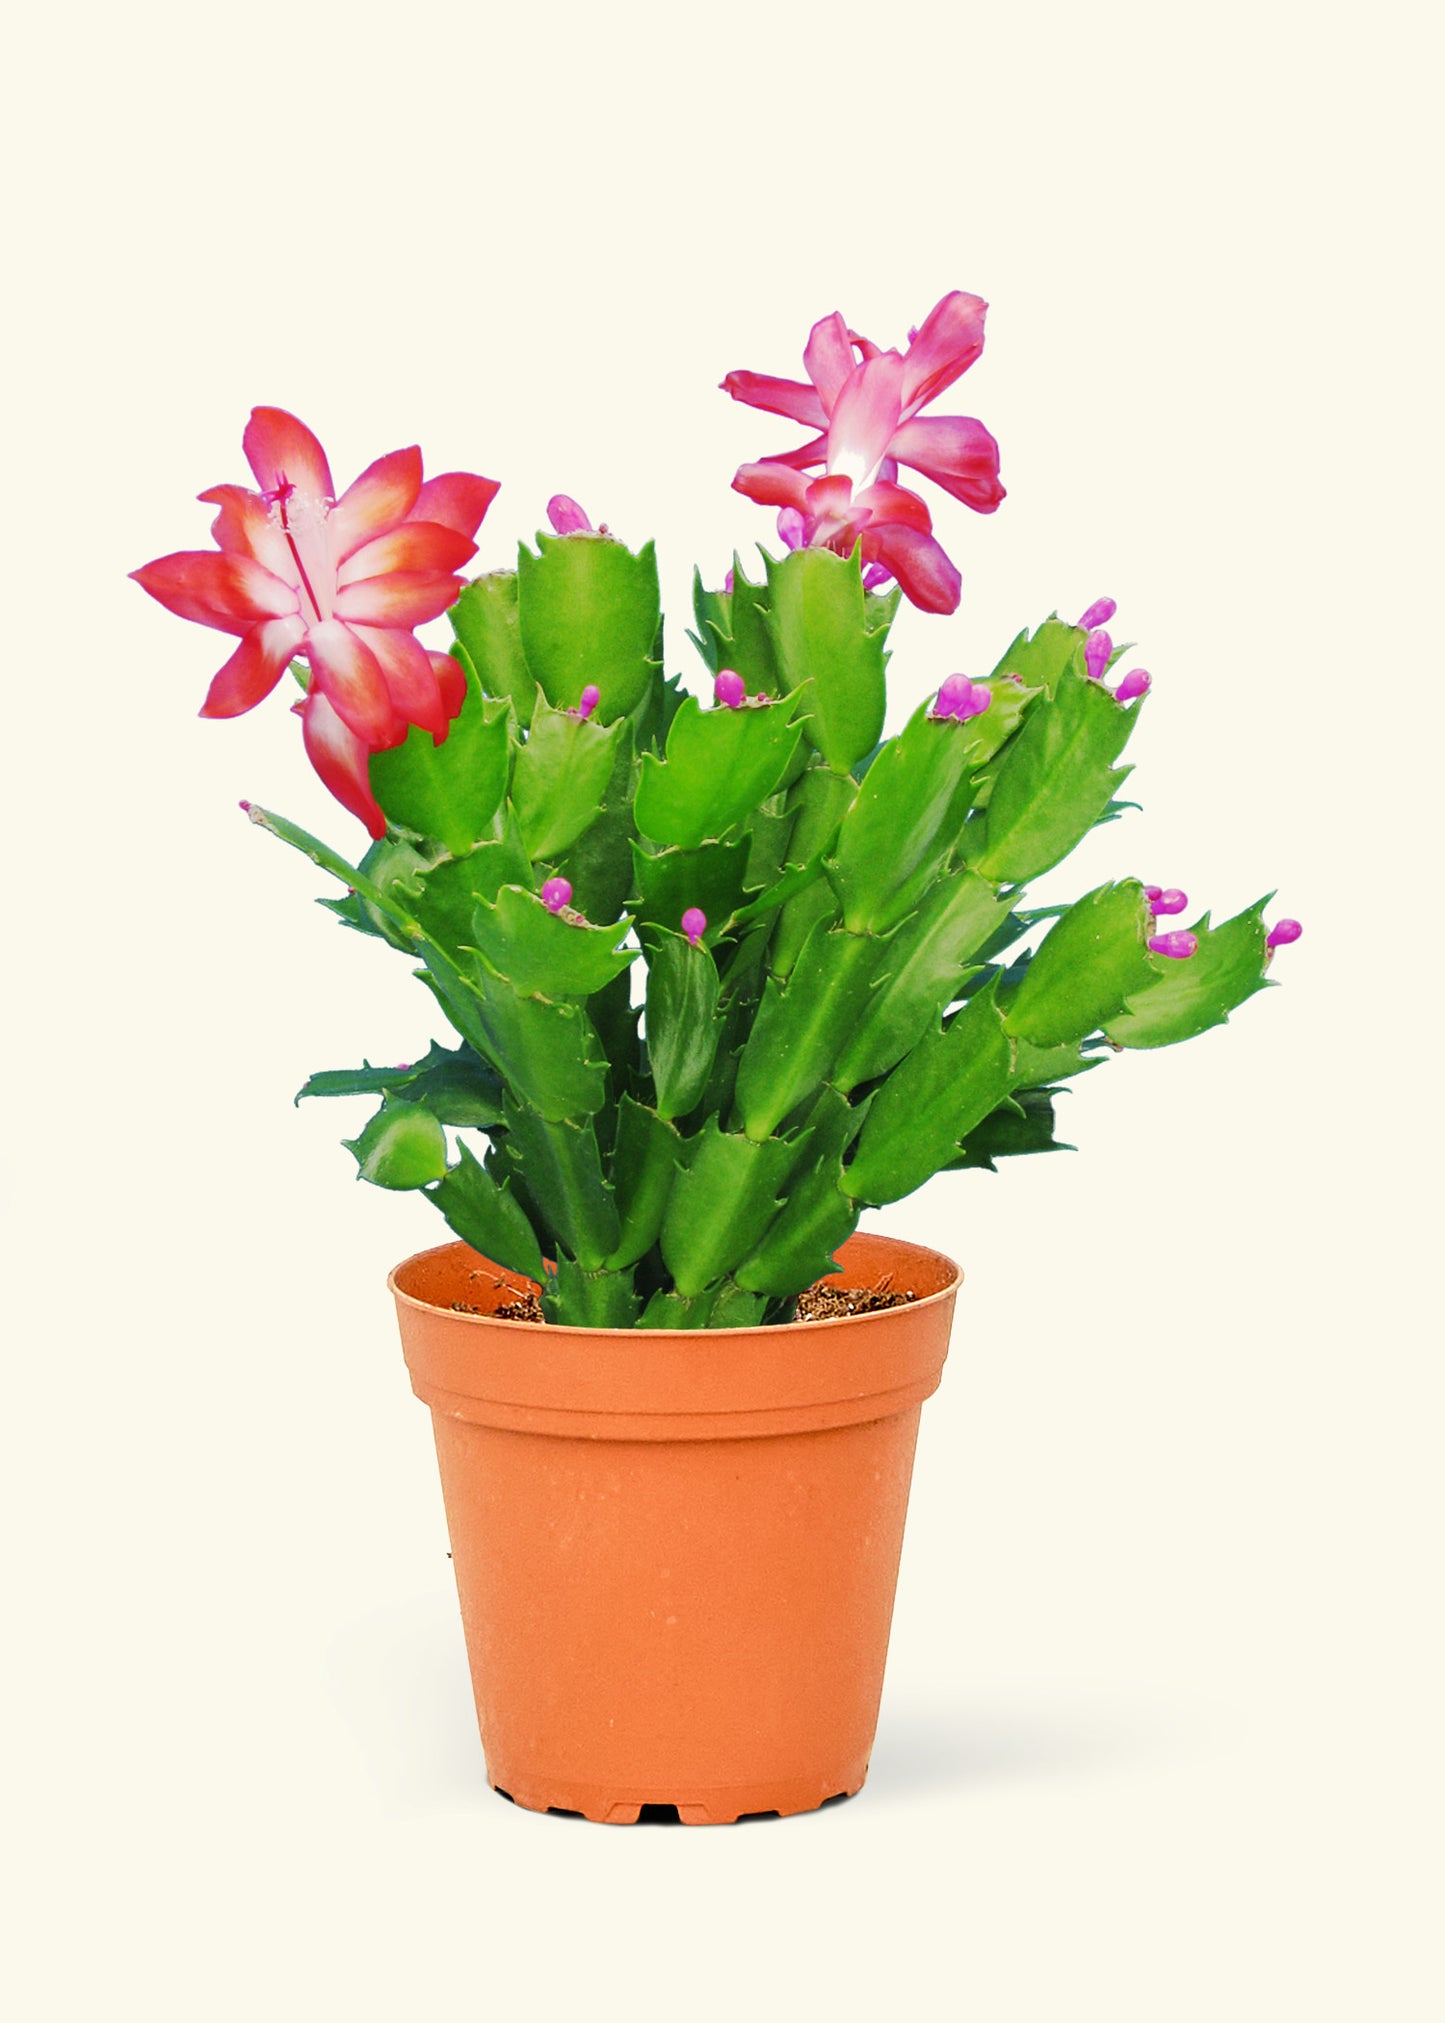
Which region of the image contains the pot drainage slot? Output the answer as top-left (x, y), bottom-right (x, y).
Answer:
top-left (636, 1803), bottom-right (682, 1824)
top-left (736, 1810), bottom-right (781, 1823)
top-left (546, 1806), bottom-right (586, 1819)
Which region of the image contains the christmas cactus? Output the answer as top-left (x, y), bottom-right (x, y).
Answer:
top-left (133, 293), bottom-right (1299, 1328)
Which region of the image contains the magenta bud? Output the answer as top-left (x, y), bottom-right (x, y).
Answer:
top-left (1148, 930), bottom-right (1198, 959)
top-left (1078, 596), bottom-right (1117, 631)
top-left (395, 1062), bottom-right (412, 1073)
top-left (861, 563), bottom-right (893, 592)
top-left (933, 673), bottom-right (972, 718)
top-left (1083, 629), bottom-right (1113, 680)
top-left (541, 877), bottom-right (573, 913)
top-left (576, 684), bottom-right (600, 721)
top-left (714, 669), bottom-right (746, 709)
top-left (681, 907), bottom-right (707, 946)
top-left (1150, 888), bottom-right (1189, 917)
top-left (546, 494), bottom-right (593, 536)
top-left (1266, 918), bottom-right (1303, 948)
top-left (1144, 884), bottom-right (1163, 902)
top-left (723, 568), bottom-right (735, 594)
top-left (238, 799), bottom-right (252, 812)
top-left (1114, 667), bottom-right (1151, 703)
top-left (776, 507), bottom-right (806, 551)
top-left (961, 682), bottom-right (992, 721)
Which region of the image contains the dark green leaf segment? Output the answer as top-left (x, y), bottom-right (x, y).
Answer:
top-left (252, 541), bottom-right (1285, 1326)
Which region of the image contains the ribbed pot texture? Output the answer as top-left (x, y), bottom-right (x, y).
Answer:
top-left (391, 1230), bottom-right (959, 1824)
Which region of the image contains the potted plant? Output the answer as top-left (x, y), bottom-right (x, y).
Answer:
top-left (132, 289), bottom-right (1300, 1824)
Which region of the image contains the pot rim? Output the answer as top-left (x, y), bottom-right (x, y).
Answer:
top-left (388, 1228), bottom-right (962, 1339)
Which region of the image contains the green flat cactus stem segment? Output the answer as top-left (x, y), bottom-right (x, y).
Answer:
top-left (832, 699), bottom-right (996, 934)
top-left (764, 547), bottom-right (888, 771)
top-left (515, 531), bottom-right (662, 722)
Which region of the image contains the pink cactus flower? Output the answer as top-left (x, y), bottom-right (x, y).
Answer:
top-left (723, 292), bottom-right (1004, 614)
top-left (1114, 668), bottom-right (1151, 703)
top-left (1078, 596), bottom-right (1117, 630)
top-left (546, 495), bottom-right (593, 535)
top-left (1149, 931), bottom-right (1199, 959)
top-left (681, 907), bottom-right (707, 947)
top-left (932, 674), bottom-right (992, 722)
top-left (132, 407), bottom-right (497, 838)
top-left (723, 568), bottom-right (735, 594)
top-left (1266, 918), bottom-right (1303, 948)
top-left (714, 670), bottom-right (747, 709)
top-left (574, 684), bottom-right (601, 721)
top-left (1150, 889), bottom-right (1189, 917)
top-left (541, 877), bottom-right (573, 914)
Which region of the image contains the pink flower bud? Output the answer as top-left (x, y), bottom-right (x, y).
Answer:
top-left (862, 563), bottom-right (893, 592)
top-left (546, 495), bottom-right (593, 536)
top-left (933, 673), bottom-right (973, 718)
top-left (238, 799), bottom-right (251, 812)
top-left (682, 907), bottom-right (707, 947)
top-left (1266, 918), bottom-right (1302, 948)
top-left (776, 507), bottom-right (806, 551)
top-left (714, 669), bottom-right (746, 709)
top-left (1083, 629), bottom-right (1113, 680)
top-left (1148, 930), bottom-right (1198, 959)
top-left (1150, 888), bottom-right (1189, 917)
top-left (1144, 884), bottom-right (1163, 902)
top-left (723, 568), bottom-right (735, 594)
top-left (1114, 667), bottom-right (1151, 703)
top-left (541, 877), bottom-right (573, 913)
top-left (934, 674), bottom-right (992, 723)
top-left (395, 1062), bottom-right (412, 1073)
top-left (575, 684), bottom-right (600, 721)
top-left (1078, 596), bottom-right (1117, 631)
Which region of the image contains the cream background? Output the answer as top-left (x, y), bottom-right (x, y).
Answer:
top-left (4, 1), bottom-right (1441, 2016)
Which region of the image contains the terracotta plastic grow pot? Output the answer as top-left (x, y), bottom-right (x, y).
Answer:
top-left (389, 1229), bottom-right (959, 1824)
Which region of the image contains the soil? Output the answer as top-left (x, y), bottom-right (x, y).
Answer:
top-left (449, 1277), bottom-right (917, 1325)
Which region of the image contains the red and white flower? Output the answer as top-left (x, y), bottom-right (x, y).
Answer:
top-left (133, 408), bottom-right (497, 836)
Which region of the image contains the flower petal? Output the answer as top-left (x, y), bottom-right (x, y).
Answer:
top-left (243, 407), bottom-right (334, 502)
top-left (732, 461), bottom-right (812, 510)
top-left (328, 447), bottom-right (424, 561)
top-left (332, 570), bottom-right (464, 627)
top-left (803, 312), bottom-right (857, 407)
top-left (305, 618), bottom-right (403, 745)
top-left (890, 415), bottom-right (1005, 512)
top-left (336, 521), bottom-right (477, 586)
top-left (752, 432), bottom-right (830, 472)
top-left (130, 551), bottom-right (298, 635)
top-left (350, 623), bottom-right (449, 739)
top-left (296, 688), bottom-right (387, 839)
top-left (431, 651), bottom-right (467, 721)
top-left (860, 525), bottom-right (961, 614)
top-left (410, 472), bottom-right (500, 538)
top-left (720, 371), bottom-right (827, 428)
top-left (804, 473), bottom-right (858, 520)
top-left (850, 477), bottom-right (935, 535)
top-left (899, 292), bottom-right (987, 415)
top-left (827, 353), bottom-right (905, 483)
top-left (199, 614), bottom-right (307, 717)
top-left (197, 484), bottom-right (294, 579)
